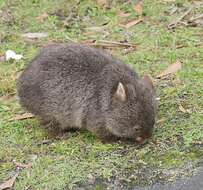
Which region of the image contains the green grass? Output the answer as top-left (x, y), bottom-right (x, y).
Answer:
top-left (0, 0), bottom-right (203, 189)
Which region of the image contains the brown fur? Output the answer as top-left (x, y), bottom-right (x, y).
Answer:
top-left (17, 43), bottom-right (156, 142)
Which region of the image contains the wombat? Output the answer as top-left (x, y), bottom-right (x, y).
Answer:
top-left (17, 43), bottom-right (156, 143)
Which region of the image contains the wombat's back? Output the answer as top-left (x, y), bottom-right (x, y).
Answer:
top-left (17, 44), bottom-right (125, 128)
top-left (18, 43), bottom-right (156, 142)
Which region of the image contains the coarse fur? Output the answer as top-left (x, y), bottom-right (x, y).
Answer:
top-left (17, 43), bottom-right (156, 142)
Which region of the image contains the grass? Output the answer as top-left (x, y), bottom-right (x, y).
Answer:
top-left (0, 0), bottom-right (203, 189)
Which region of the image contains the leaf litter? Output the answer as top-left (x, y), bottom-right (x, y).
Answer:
top-left (168, 2), bottom-right (203, 29)
top-left (36, 12), bottom-right (49, 22)
top-left (96, 0), bottom-right (111, 9)
top-left (13, 160), bottom-right (32, 169)
top-left (168, 7), bottom-right (193, 29)
top-left (83, 39), bottom-right (137, 50)
top-left (0, 160), bottom-right (32, 189)
top-left (156, 60), bottom-right (182, 79)
top-left (0, 55), bottom-right (5, 62)
top-left (21, 32), bottom-right (48, 39)
top-left (133, 0), bottom-right (143, 16)
top-left (0, 172), bottom-right (19, 190)
top-left (122, 18), bottom-right (143, 29)
top-left (122, 0), bottom-right (144, 29)
top-left (10, 112), bottom-right (35, 121)
top-left (118, 11), bottom-right (131, 18)
top-left (179, 105), bottom-right (191, 114)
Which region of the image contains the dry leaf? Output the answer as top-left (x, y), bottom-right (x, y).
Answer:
top-left (118, 11), bottom-right (131, 17)
top-left (36, 12), bottom-right (49, 22)
top-left (179, 105), bottom-right (187, 113)
top-left (179, 105), bottom-right (191, 113)
top-left (123, 18), bottom-right (143, 29)
top-left (0, 173), bottom-right (19, 190)
top-left (133, 0), bottom-right (143, 15)
top-left (13, 161), bottom-right (32, 169)
top-left (163, 0), bottom-right (175, 2)
top-left (156, 60), bottom-right (182, 78)
top-left (42, 41), bottom-right (60, 48)
top-left (188, 14), bottom-right (203, 27)
top-left (97, 0), bottom-right (106, 5)
top-left (11, 113), bottom-right (34, 121)
top-left (96, 0), bottom-right (110, 9)
top-left (157, 118), bottom-right (166, 124)
top-left (0, 55), bottom-right (5, 62)
top-left (0, 94), bottom-right (15, 102)
top-left (21, 32), bottom-right (48, 39)
top-left (122, 47), bottom-right (135, 54)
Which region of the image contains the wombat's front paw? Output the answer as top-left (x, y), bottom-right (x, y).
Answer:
top-left (98, 135), bottom-right (118, 144)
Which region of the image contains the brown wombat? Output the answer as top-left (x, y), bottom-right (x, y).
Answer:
top-left (17, 43), bottom-right (156, 143)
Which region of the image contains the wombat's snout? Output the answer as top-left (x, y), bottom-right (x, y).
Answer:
top-left (135, 128), bottom-right (153, 144)
top-left (135, 137), bottom-right (147, 144)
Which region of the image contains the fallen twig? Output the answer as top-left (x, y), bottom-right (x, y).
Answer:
top-left (168, 7), bottom-right (193, 29)
top-left (84, 40), bottom-right (137, 49)
top-left (98, 40), bottom-right (137, 47)
top-left (122, 18), bottom-right (143, 29)
top-left (37, 139), bottom-right (53, 146)
top-left (169, 7), bottom-right (178, 15)
top-left (10, 113), bottom-right (35, 121)
top-left (176, 43), bottom-right (203, 49)
top-left (13, 160), bottom-right (32, 169)
top-left (189, 13), bottom-right (203, 22)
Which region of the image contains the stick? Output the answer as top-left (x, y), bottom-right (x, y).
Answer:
top-left (98, 40), bottom-right (137, 47)
top-left (189, 13), bottom-right (203, 22)
top-left (176, 43), bottom-right (203, 49)
top-left (84, 40), bottom-right (137, 49)
top-left (168, 7), bottom-right (193, 29)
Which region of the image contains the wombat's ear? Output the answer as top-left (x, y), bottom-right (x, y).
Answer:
top-left (142, 74), bottom-right (154, 90)
top-left (114, 82), bottom-right (127, 102)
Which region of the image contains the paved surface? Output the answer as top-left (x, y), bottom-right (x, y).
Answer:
top-left (133, 166), bottom-right (203, 190)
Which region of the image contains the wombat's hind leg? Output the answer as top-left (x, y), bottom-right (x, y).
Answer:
top-left (40, 118), bottom-right (78, 139)
top-left (39, 118), bottom-right (63, 137)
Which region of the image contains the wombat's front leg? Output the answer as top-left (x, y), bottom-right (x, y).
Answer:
top-left (99, 135), bottom-right (118, 143)
top-left (90, 127), bottom-right (118, 143)
top-left (39, 118), bottom-right (64, 137)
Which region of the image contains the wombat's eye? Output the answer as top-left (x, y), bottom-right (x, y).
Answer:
top-left (129, 101), bottom-right (136, 107)
top-left (133, 125), bottom-right (140, 131)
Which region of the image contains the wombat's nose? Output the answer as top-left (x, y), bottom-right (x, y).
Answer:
top-left (135, 137), bottom-right (147, 144)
